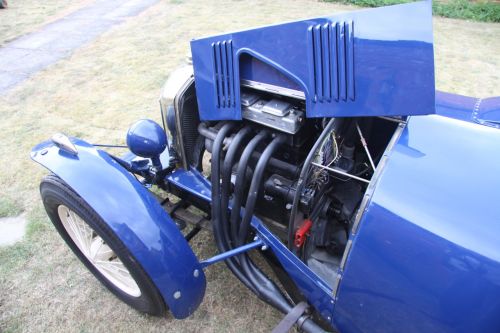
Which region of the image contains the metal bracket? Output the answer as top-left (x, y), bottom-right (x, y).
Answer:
top-left (199, 238), bottom-right (264, 269)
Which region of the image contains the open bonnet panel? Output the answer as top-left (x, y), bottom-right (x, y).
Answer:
top-left (190, 1), bottom-right (435, 121)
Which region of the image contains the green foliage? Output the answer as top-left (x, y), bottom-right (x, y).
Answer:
top-left (323, 0), bottom-right (500, 23)
top-left (0, 208), bottom-right (51, 273)
top-left (0, 198), bottom-right (23, 218)
top-left (434, 0), bottom-right (500, 23)
top-left (0, 240), bottom-right (34, 273)
top-left (25, 207), bottom-right (51, 237)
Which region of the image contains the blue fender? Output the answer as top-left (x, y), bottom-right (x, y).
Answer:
top-left (31, 137), bottom-right (205, 319)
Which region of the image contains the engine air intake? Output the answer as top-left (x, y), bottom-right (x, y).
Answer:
top-left (212, 40), bottom-right (236, 108)
top-left (310, 21), bottom-right (355, 103)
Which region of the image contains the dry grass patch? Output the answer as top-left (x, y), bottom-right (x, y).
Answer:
top-left (0, 197), bottom-right (23, 218)
top-left (433, 16), bottom-right (500, 96)
top-left (0, 0), bottom-right (498, 332)
top-left (0, 0), bottom-right (91, 45)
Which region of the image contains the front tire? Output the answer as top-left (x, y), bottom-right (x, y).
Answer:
top-left (40, 174), bottom-right (166, 316)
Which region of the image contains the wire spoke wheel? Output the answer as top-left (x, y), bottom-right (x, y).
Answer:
top-left (41, 174), bottom-right (166, 315)
top-left (58, 205), bottom-right (141, 297)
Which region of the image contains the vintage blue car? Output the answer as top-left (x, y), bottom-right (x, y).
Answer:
top-left (31, 1), bottom-right (500, 332)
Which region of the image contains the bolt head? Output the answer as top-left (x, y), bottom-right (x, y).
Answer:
top-left (193, 269), bottom-right (200, 277)
top-left (261, 245), bottom-right (268, 251)
top-left (173, 291), bottom-right (181, 299)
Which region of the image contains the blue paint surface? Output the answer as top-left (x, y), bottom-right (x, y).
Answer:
top-left (31, 138), bottom-right (205, 319)
top-left (191, 1), bottom-right (435, 120)
top-left (435, 90), bottom-right (479, 122)
top-left (126, 119), bottom-right (167, 158)
top-left (435, 91), bottom-right (500, 130)
top-left (334, 114), bottom-right (500, 333)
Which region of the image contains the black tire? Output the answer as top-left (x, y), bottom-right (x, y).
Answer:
top-left (40, 174), bottom-right (166, 316)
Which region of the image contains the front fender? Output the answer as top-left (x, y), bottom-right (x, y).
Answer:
top-left (31, 137), bottom-right (205, 319)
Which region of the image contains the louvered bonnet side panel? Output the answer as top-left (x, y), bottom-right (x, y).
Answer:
top-left (212, 40), bottom-right (236, 109)
top-left (190, 1), bottom-right (435, 121)
top-left (310, 21), bottom-right (354, 104)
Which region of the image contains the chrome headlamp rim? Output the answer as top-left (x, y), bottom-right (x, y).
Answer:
top-left (159, 65), bottom-right (193, 107)
top-left (159, 65), bottom-right (194, 169)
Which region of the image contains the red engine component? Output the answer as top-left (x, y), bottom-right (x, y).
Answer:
top-left (294, 219), bottom-right (313, 248)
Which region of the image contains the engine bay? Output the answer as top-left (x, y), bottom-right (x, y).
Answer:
top-left (166, 80), bottom-right (401, 288)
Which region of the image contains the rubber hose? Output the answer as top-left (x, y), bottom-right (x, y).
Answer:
top-left (221, 126), bottom-right (253, 246)
top-left (234, 135), bottom-right (293, 312)
top-left (229, 130), bottom-right (269, 242)
top-left (199, 122), bottom-right (298, 177)
top-left (221, 129), bottom-right (286, 295)
top-left (238, 135), bottom-right (286, 245)
top-left (214, 126), bottom-right (329, 333)
top-left (210, 122), bottom-right (258, 294)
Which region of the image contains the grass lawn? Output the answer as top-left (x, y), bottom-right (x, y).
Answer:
top-left (324, 0), bottom-right (500, 22)
top-left (0, 0), bottom-right (91, 45)
top-left (0, 0), bottom-right (499, 332)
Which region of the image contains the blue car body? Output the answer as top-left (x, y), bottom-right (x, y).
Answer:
top-left (31, 1), bottom-right (500, 332)
top-left (190, 0), bottom-right (434, 120)
top-left (335, 109), bottom-right (500, 332)
top-left (31, 139), bottom-right (206, 319)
